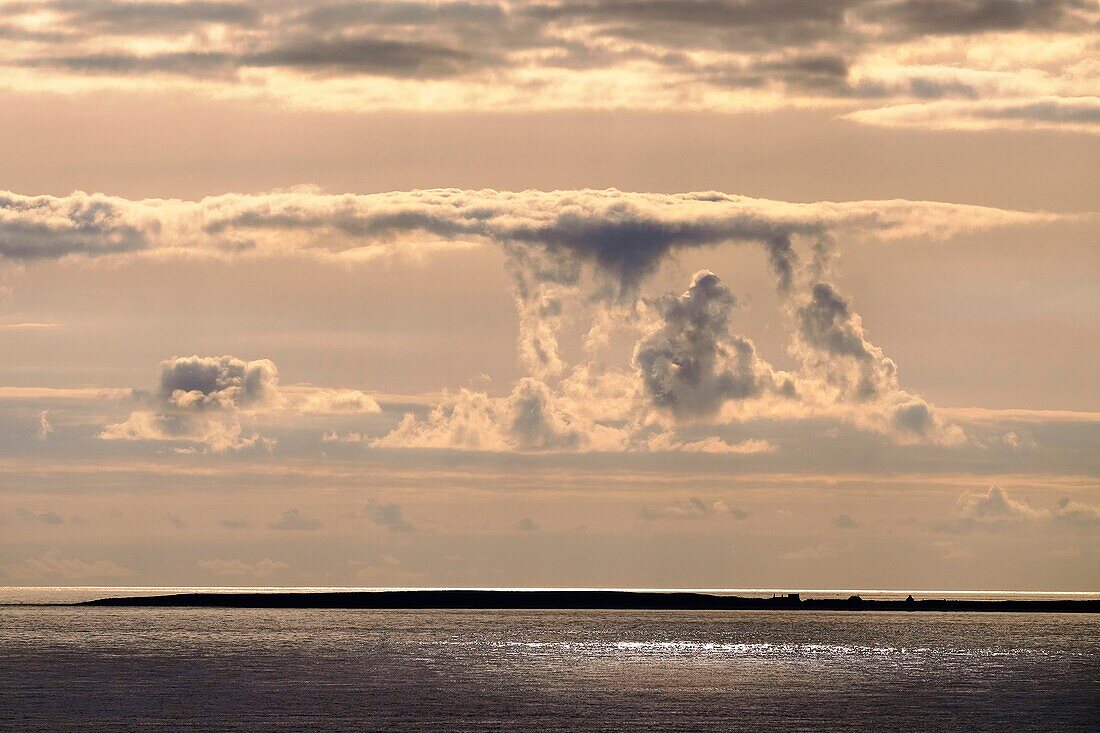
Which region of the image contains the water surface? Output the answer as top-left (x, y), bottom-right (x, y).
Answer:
top-left (2, 595), bottom-right (1097, 731)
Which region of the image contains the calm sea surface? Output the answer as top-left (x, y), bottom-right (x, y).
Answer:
top-left (2, 588), bottom-right (1098, 731)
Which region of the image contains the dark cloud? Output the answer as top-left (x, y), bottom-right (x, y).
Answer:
top-left (268, 508), bottom-right (323, 531)
top-left (21, 51), bottom-right (237, 77)
top-left (3, 0), bottom-right (1091, 117)
top-left (23, 41), bottom-right (484, 80)
top-left (527, 0), bottom-right (859, 50)
top-left (157, 355), bottom-right (279, 411)
top-left (243, 37), bottom-right (489, 78)
top-left (639, 496), bottom-right (749, 521)
top-left (297, 1), bottom-right (507, 31)
top-left (365, 501), bottom-right (414, 532)
top-left (515, 517), bottom-right (540, 531)
top-left (973, 98), bottom-right (1100, 124)
top-left (798, 283), bottom-right (875, 363)
top-left (0, 194), bottom-right (147, 261)
top-left (507, 214), bottom-right (817, 293)
top-left (893, 400), bottom-right (936, 436)
top-left (832, 513), bottom-right (861, 529)
top-left (636, 271), bottom-right (778, 419)
top-left (865, 0), bottom-right (1090, 36)
top-left (47, 0), bottom-right (261, 33)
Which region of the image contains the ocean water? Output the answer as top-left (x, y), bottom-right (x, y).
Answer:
top-left (2, 589), bottom-right (1098, 731)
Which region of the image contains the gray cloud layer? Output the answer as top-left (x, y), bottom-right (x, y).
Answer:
top-left (0, 188), bottom-right (1060, 272)
top-left (0, 1), bottom-right (1095, 127)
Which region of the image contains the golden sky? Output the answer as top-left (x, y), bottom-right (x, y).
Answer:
top-left (1, 0), bottom-right (1098, 590)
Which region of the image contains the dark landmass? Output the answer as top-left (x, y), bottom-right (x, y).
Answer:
top-left (80, 590), bottom-right (1100, 612)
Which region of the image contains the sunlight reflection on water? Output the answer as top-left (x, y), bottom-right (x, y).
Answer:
top-left (1, 604), bottom-right (1097, 731)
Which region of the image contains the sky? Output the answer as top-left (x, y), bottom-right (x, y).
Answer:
top-left (0, 0), bottom-right (1097, 591)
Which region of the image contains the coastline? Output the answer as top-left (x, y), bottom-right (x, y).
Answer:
top-left (79, 590), bottom-right (1100, 612)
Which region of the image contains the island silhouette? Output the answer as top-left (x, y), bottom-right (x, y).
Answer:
top-left (80, 590), bottom-right (1100, 612)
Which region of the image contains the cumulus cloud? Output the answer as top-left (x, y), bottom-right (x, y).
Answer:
top-left (373, 379), bottom-right (624, 452)
top-left (376, 261), bottom-right (964, 452)
top-left (635, 270), bottom-right (787, 421)
top-left (364, 501), bottom-right (414, 532)
top-left (18, 188), bottom-right (1058, 454)
top-left (1053, 497), bottom-right (1100, 527)
top-left (515, 517), bottom-right (540, 532)
top-left (1, 550), bottom-right (131, 581)
top-left (0, 1), bottom-right (1094, 127)
top-left (156, 355), bottom-right (279, 411)
top-left (957, 484), bottom-right (1046, 521)
top-left (832, 513), bottom-right (861, 529)
top-left (100, 355), bottom-right (380, 451)
top-left (639, 497), bottom-right (749, 521)
top-left (789, 282), bottom-right (965, 444)
top-left (268, 508), bottom-right (322, 531)
top-left (100, 409), bottom-right (265, 453)
top-left (947, 486), bottom-right (1100, 533)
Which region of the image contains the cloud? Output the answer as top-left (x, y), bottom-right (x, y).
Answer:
top-left (957, 484), bottom-right (1046, 521)
top-left (364, 501), bottom-right (414, 532)
top-left (832, 513), bottom-right (861, 529)
top-left (635, 271), bottom-right (787, 421)
top-left (100, 355), bottom-right (380, 451)
top-left (17, 508), bottom-right (64, 525)
top-left (1, 550), bottom-right (131, 581)
top-left (845, 96), bottom-right (1100, 133)
top-left (284, 386), bottom-right (381, 414)
top-left (0, 321), bottom-right (61, 330)
top-left (863, 0), bottom-right (1089, 36)
top-left (156, 355), bottom-right (279, 411)
top-left (1054, 497), bottom-right (1100, 527)
top-left (268, 508), bottom-right (322, 531)
top-left (789, 281), bottom-right (965, 445)
top-left (373, 379), bottom-right (624, 452)
top-left (644, 433), bottom-right (777, 454)
top-left (375, 262), bottom-right (965, 452)
top-left (515, 517), bottom-right (540, 532)
top-left (35, 409), bottom-right (53, 440)
top-left (942, 486), bottom-right (1100, 534)
top-left (639, 497), bottom-right (749, 521)
top-left (198, 557), bottom-right (289, 578)
top-left (0, 189), bottom-right (1061, 268)
top-left (1, 0), bottom-right (1094, 126)
top-left (9, 188), bottom-right (1062, 455)
top-left (100, 409), bottom-right (265, 453)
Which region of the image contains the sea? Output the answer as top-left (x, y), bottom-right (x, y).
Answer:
top-left (2, 587), bottom-right (1098, 731)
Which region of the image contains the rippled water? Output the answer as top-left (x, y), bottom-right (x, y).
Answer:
top-left (2, 600), bottom-right (1098, 732)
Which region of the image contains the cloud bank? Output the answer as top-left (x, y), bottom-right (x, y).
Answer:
top-left (0, 188), bottom-right (1062, 266)
top-left (0, 0), bottom-right (1095, 130)
top-left (1, 187), bottom-right (1068, 454)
